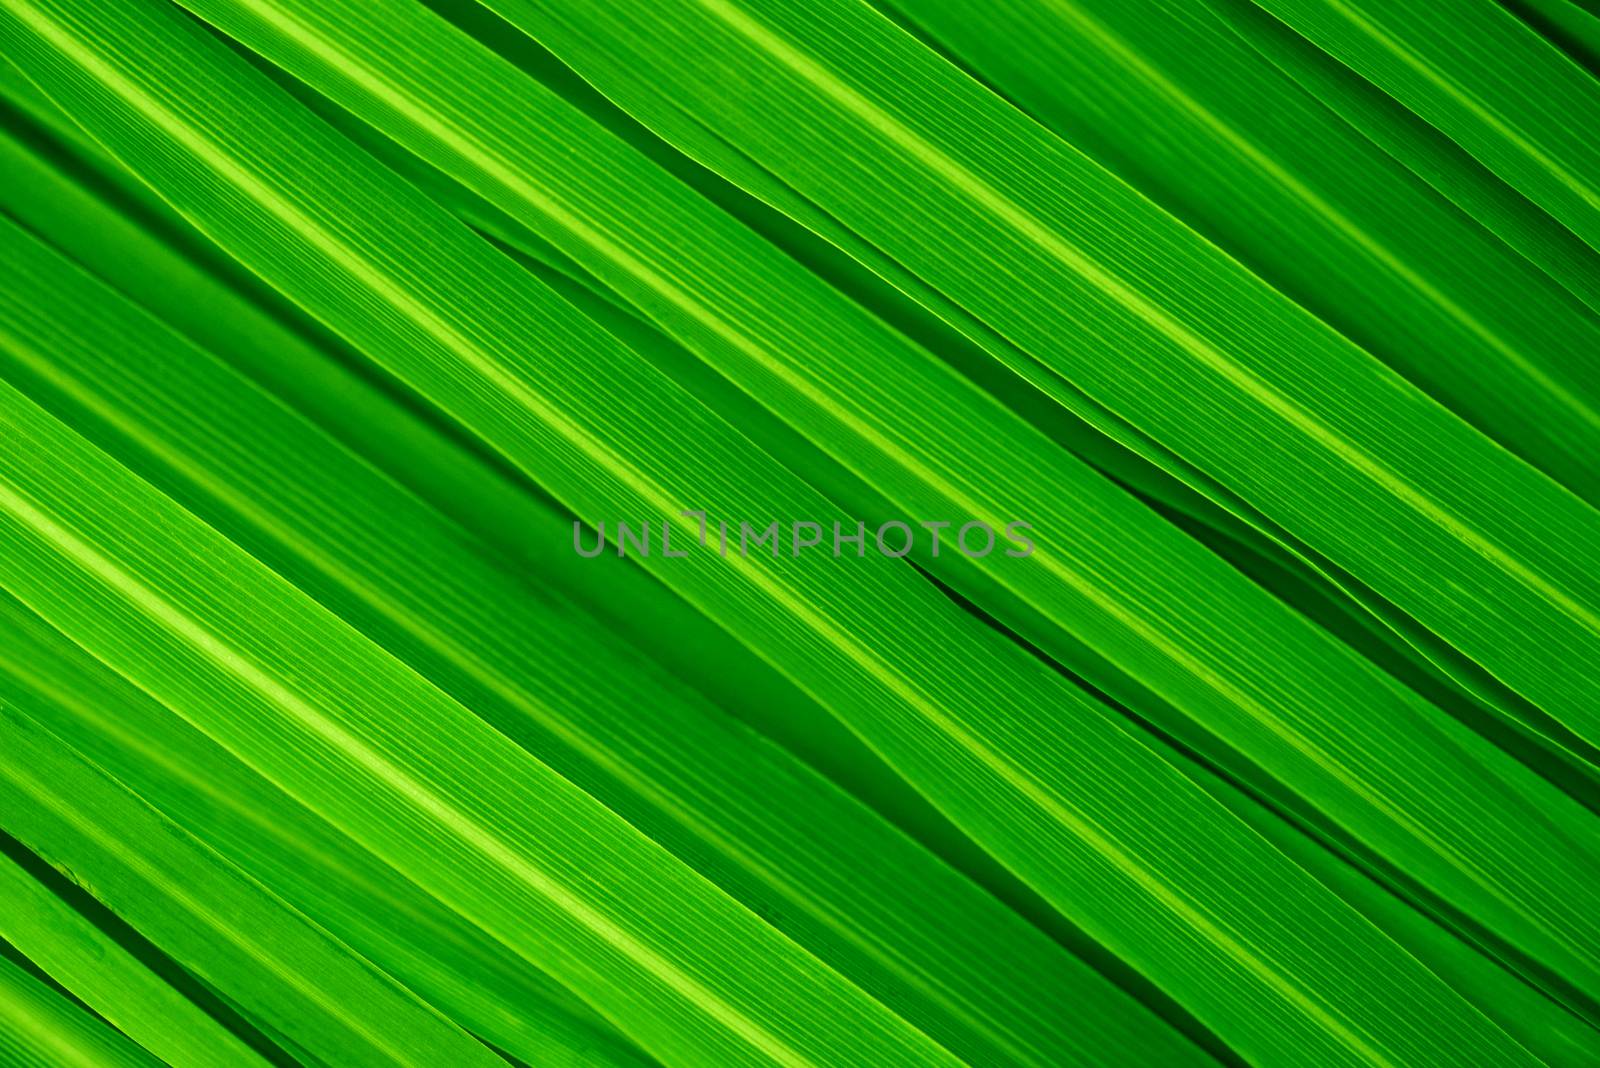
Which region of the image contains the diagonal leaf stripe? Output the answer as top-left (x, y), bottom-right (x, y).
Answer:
top-left (146, 0), bottom-right (1600, 1010)
top-left (0, 0), bottom-right (1596, 1065)
top-left (873, 0), bottom-right (1600, 506)
top-left (0, 379), bottom-right (969, 1067)
top-left (0, 214), bottom-right (1197, 1068)
top-left (477, 0), bottom-right (1600, 741)
top-left (0, 939), bottom-right (165, 1068)
top-left (0, 848), bottom-right (274, 1067)
top-left (0, 711), bottom-right (512, 1068)
top-left (1240, 0), bottom-right (1600, 251)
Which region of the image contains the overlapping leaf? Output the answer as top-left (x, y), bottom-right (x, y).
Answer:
top-left (0, 0), bottom-right (1596, 1064)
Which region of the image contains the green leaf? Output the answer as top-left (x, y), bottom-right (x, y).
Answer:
top-left (151, 0), bottom-right (1600, 1012)
top-left (0, 710), bottom-right (509, 1068)
top-left (0, 589), bottom-right (655, 1068)
top-left (0, 375), bottom-right (985, 1068)
top-left (1203, 0), bottom-right (1600, 315)
top-left (0, 212), bottom-right (1197, 1068)
top-left (0, 947), bottom-right (164, 1068)
top-left (465, 0), bottom-right (1600, 745)
top-left (0, 3), bottom-right (1562, 1065)
top-left (873, 0), bottom-right (1600, 505)
top-left (1238, 0), bottom-right (1600, 253)
top-left (0, 849), bottom-right (275, 1067)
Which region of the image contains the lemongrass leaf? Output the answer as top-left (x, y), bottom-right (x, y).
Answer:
top-left (0, 850), bottom-right (276, 1067)
top-left (154, 0), bottom-right (1600, 1010)
top-left (873, 0), bottom-right (1600, 505)
top-left (469, 0), bottom-right (1600, 743)
top-left (0, 946), bottom-right (164, 1068)
top-left (0, 212), bottom-right (1203, 1068)
top-left (1239, 0), bottom-right (1600, 253)
top-left (1205, 0), bottom-right (1600, 315)
top-left (0, 590), bottom-right (657, 1068)
top-left (0, 3), bottom-right (1565, 1063)
top-left (0, 710), bottom-right (512, 1068)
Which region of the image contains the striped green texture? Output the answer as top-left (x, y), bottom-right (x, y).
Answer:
top-left (0, 0), bottom-right (1595, 1065)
